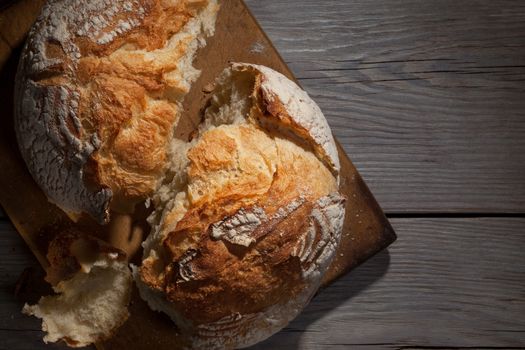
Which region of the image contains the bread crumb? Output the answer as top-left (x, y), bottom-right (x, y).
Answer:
top-left (250, 42), bottom-right (265, 54)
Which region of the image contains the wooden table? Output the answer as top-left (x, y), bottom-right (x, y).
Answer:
top-left (2, 1), bottom-right (525, 349)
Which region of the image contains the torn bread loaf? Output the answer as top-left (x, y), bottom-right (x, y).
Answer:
top-left (15, 0), bottom-right (219, 223)
top-left (136, 63), bottom-right (346, 349)
top-left (23, 231), bottom-right (132, 348)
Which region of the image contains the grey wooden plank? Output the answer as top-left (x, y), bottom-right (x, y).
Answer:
top-left (245, 0), bottom-right (525, 213)
top-left (2, 219), bottom-right (525, 349)
top-left (0, 222), bottom-right (57, 350)
top-left (254, 217), bottom-right (525, 349)
top-left (0, 223), bottom-right (38, 332)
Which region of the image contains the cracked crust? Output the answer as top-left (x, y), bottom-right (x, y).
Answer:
top-left (137, 64), bottom-right (346, 348)
top-left (15, 0), bottom-right (219, 223)
top-left (239, 63), bottom-right (340, 177)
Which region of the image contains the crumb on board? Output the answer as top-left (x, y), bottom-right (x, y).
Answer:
top-left (250, 42), bottom-right (265, 54)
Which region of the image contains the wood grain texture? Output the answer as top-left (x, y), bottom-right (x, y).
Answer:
top-left (255, 217), bottom-right (525, 349)
top-left (244, 0), bottom-right (525, 213)
top-left (2, 218), bottom-right (524, 349)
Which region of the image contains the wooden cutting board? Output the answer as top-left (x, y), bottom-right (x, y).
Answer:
top-left (0, 1), bottom-right (396, 349)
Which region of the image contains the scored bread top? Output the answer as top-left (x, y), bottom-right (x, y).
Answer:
top-left (137, 64), bottom-right (346, 348)
top-left (141, 124), bottom-right (338, 320)
top-left (15, 0), bottom-right (219, 223)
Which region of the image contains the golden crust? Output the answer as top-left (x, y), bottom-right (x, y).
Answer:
top-left (163, 202), bottom-right (311, 324)
top-left (134, 63), bottom-right (345, 347)
top-left (15, 0), bottom-right (218, 222)
top-left (140, 123), bottom-right (338, 325)
top-left (79, 1), bottom-right (208, 213)
top-left (187, 126), bottom-right (278, 208)
top-left (76, 1), bottom-right (206, 56)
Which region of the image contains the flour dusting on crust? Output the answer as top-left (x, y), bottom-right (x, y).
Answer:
top-left (192, 193), bottom-right (346, 349)
top-left (136, 64), bottom-right (345, 349)
top-left (234, 63), bottom-right (340, 175)
top-left (210, 207), bottom-right (268, 247)
top-left (15, 0), bottom-right (219, 222)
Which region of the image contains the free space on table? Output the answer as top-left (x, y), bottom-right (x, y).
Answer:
top-left (1, 1), bottom-right (525, 349)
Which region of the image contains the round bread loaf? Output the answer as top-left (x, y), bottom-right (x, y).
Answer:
top-left (15, 0), bottom-right (219, 223)
top-left (136, 63), bottom-right (346, 349)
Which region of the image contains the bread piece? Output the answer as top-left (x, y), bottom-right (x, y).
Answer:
top-left (23, 231), bottom-right (132, 348)
top-left (15, 0), bottom-right (219, 223)
top-left (136, 63), bottom-right (346, 349)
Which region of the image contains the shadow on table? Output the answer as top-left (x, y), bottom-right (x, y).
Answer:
top-left (250, 249), bottom-right (392, 350)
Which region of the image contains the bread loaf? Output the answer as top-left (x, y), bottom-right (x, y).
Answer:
top-left (15, 0), bottom-right (219, 223)
top-left (16, 1), bottom-right (346, 348)
top-left (136, 63), bottom-right (346, 349)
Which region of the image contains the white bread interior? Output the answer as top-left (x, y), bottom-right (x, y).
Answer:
top-left (24, 254), bottom-right (131, 348)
